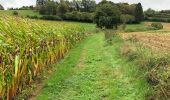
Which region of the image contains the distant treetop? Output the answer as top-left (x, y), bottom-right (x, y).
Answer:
top-left (0, 4), bottom-right (4, 10)
top-left (134, 3), bottom-right (144, 23)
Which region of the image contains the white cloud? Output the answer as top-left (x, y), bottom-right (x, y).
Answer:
top-left (0, 0), bottom-right (36, 9)
top-left (111, 0), bottom-right (170, 10)
top-left (0, 0), bottom-right (170, 10)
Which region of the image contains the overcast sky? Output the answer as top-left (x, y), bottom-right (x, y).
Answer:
top-left (0, 0), bottom-right (170, 11)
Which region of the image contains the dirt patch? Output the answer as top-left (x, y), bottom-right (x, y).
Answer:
top-left (76, 48), bottom-right (87, 69)
top-left (27, 68), bottom-right (55, 100)
top-left (27, 82), bottom-right (43, 100)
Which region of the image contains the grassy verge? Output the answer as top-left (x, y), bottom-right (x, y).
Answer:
top-left (120, 37), bottom-right (170, 99)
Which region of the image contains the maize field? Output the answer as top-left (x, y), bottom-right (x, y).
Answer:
top-left (0, 15), bottom-right (86, 99)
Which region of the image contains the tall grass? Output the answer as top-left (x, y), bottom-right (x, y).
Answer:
top-left (120, 38), bottom-right (170, 99)
top-left (0, 15), bottom-right (86, 99)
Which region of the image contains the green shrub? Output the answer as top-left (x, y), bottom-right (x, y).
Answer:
top-left (94, 3), bottom-right (121, 29)
top-left (26, 15), bottom-right (30, 18)
top-left (63, 11), bottom-right (94, 23)
top-left (30, 15), bottom-right (39, 19)
top-left (121, 14), bottom-right (135, 24)
top-left (40, 15), bottom-right (62, 21)
top-left (146, 17), bottom-right (170, 23)
top-left (151, 22), bottom-right (163, 29)
top-left (26, 15), bottom-right (39, 19)
top-left (13, 11), bottom-right (19, 16)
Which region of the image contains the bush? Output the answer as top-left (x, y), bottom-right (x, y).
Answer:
top-left (26, 15), bottom-right (30, 18)
top-left (26, 15), bottom-right (39, 19)
top-left (40, 15), bottom-right (62, 21)
top-left (94, 3), bottom-right (121, 29)
top-left (121, 14), bottom-right (136, 24)
top-left (63, 11), bottom-right (94, 23)
top-left (151, 22), bottom-right (163, 29)
top-left (30, 15), bottom-right (39, 19)
top-left (13, 11), bottom-right (19, 16)
top-left (146, 17), bottom-right (170, 23)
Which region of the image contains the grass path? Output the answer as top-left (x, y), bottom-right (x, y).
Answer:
top-left (36, 33), bottom-right (149, 100)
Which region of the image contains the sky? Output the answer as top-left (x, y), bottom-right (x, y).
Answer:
top-left (0, 0), bottom-right (170, 11)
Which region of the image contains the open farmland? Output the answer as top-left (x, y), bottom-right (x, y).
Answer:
top-left (0, 15), bottom-right (151, 100)
top-left (0, 15), bottom-right (169, 100)
top-left (1, 0), bottom-right (170, 99)
top-left (123, 22), bottom-right (170, 52)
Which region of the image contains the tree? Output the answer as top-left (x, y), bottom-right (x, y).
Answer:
top-left (98, 0), bottom-right (114, 6)
top-left (36, 0), bottom-right (48, 11)
top-left (58, 0), bottom-right (69, 15)
top-left (45, 0), bottom-right (57, 15)
top-left (18, 6), bottom-right (34, 10)
top-left (69, 0), bottom-right (82, 11)
top-left (117, 3), bottom-right (135, 15)
top-left (38, 0), bottom-right (58, 15)
top-left (0, 4), bottom-right (4, 10)
top-left (81, 0), bottom-right (96, 12)
top-left (94, 3), bottom-right (121, 29)
top-left (144, 8), bottom-right (155, 17)
top-left (69, 0), bottom-right (96, 12)
top-left (36, 0), bottom-right (47, 6)
top-left (134, 3), bottom-right (144, 23)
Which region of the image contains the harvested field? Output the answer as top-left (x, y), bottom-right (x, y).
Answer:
top-left (122, 32), bottom-right (170, 52)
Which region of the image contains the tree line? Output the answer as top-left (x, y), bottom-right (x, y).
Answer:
top-left (35, 0), bottom-right (144, 24)
top-left (144, 8), bottom-right (170, 22)
top-left (145, 8), bottom-right (170, 17)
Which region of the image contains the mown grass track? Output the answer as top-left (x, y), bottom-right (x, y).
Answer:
top-left (36, 33), bottom-right (149, 100)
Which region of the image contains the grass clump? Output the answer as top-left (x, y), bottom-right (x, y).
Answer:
top-left (13, 11), bottom-right (18, 16)
top-left (151, 22), bottom-right (164, 30)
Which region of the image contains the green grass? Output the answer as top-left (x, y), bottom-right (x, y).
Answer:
top-left (0, 10), bottom-right (41, 17)
top-left (125, 22), bottom-right (156, 32)
top-left (76, 22), bottom-right (96, 31)
top-left (36, 33), bottom-right (150, 100)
